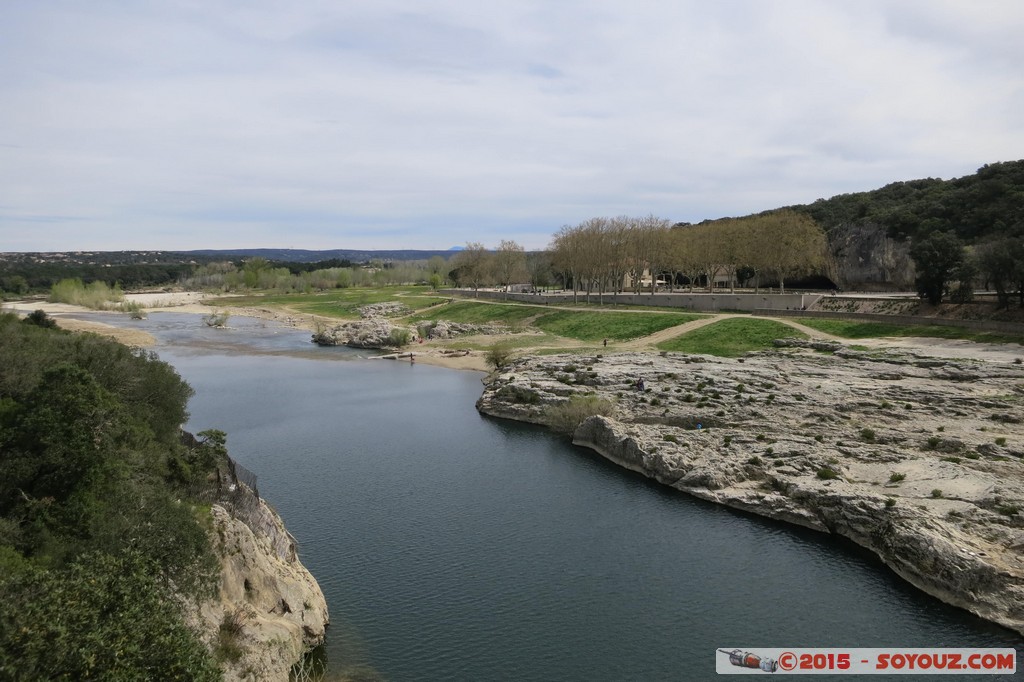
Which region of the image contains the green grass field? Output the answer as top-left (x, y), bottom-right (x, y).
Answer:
top-left (533, 311), bottom-right (703, 341)
top-left (210, 286), bottom-right (446, 319)
top-left (795, 318), bottom-right (1023, 345)
top-left (656, 318), bottom-right (807, 357)
top-left (408, 301), bottom-right (542, 325)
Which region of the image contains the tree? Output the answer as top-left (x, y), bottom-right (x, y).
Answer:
top-left (910, 231), bottom-right (966, 305)
top-left (977, 237), bottom-right (1024, 308)
top-left (756, 211), bottom-right (828, 293)
top-left (550, 225), bottom-right (587, 303)
top-left (22, 310), bottom-right (57, 329)
top-left (494, 240), bottom-right (527, 299)
top-left (526, 251), bottom-right (554, 291)
top-left (452, 242), bottom-right (493, 296)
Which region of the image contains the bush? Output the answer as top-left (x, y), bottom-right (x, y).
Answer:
top-left (0, 552), bottom-right (220, 680)
top-left (995, 437), bottom-right (1008, 446)
top-left (202, 311), bottom-right (230, 327)
top-left (485, 342), bottom-right (515, 370)
top-left (885, 498), bottom-right (897, 508)
top-left (547, 395), bottom-right (615, 434)
top-left (386, 327), bottom-right (412, 347)
top-left (860, 428), bottom-right (876, 442)
top-left (931, 489), bottom-right (943, 498)
top-left (816, 467), bottom-right (840, 480)
top-left (22, 309), bottom-right (57, 329)
top-left (889, 472), bottom-right (906, 483)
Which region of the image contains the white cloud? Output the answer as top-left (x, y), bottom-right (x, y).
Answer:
top-left (1, 0), bottom-right (1022, 251)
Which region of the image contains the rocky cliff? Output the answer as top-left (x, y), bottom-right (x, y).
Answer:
top-left (828, 222), bottom-right (916, 290)
top-left (192, 487), bottom-right (329, 681)
top-left (476, 347), bottom-right (1024, 634)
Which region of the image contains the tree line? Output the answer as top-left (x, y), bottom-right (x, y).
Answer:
top-left (545, 211), bottom-right (829, 303)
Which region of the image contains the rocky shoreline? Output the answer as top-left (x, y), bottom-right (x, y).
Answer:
top-left (193, 484), bottom-right (329, 681)
top-left (476, 344), bottom-right (1024, 635)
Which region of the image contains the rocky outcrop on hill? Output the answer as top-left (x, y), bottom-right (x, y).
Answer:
top-left (828, 222), bottom-right (915, 290)
top-left (420, 319), bottom-right (512, 339)
top-left (477, 348), bottom-right (1024, 634)
top-left (194, 488), bottom-right (329, 681)
top-left (358, 301), bottom-right (411, 318)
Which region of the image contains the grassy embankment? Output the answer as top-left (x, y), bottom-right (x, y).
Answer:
top-left (795, 318), bottom-right (1024, 346)
top-left (656, 318), bottom-right (808, 357)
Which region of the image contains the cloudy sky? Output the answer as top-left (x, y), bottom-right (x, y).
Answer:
top-left (2, 1), bottom-right (1023, 252)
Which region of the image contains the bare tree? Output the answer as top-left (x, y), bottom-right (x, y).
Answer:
top-left (453, 242), bottom-right (494, 296)
top-left (494, 240), bottom-right (527, 299)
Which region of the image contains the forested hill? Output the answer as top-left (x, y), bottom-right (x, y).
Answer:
top-left (785, 160), bottom-right (1024, 243)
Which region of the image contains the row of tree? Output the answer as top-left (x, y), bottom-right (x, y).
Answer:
top-left (545, 212), bottom-right (830, 303)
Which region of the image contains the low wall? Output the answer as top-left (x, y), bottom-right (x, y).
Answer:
top-left (439, 289), bottom-right (822, 312)
top-left (753, 308), bottom-right (1024, 336)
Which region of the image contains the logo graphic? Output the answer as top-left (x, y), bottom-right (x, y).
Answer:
top-left (718, 649), bottom-right (778, 673)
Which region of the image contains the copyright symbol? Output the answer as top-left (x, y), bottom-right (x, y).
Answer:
top-left (778, 651), bottom-right (797, 671)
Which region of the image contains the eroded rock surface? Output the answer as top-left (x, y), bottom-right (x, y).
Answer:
top-left (193, 491), bottom-right (329, 681)
top-left (312, 319), bottom-right (411, 348)
top-left (477, 348), bottom-right (1024, 634)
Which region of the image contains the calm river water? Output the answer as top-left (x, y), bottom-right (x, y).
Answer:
top-left (95, 312), bottom-right (1022, 680)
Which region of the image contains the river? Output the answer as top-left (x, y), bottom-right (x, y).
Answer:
top-left (90, 312), bottom-right (1023, 679)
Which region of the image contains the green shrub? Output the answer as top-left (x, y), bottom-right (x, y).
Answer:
top-left (386, 327), bottom-right (412, 347)
top-left (485, 341), bottom-right (515, 369)
top-left (995, 437), bottom-right (1008, 446)
top-left (547, 395), bottom-right (615, 434)
top-left (889, 472), bottom-right (906, 483)
top-left (203, 310), bottom-right (230, 327)
top-left (816, 467), bottom-right (840, 480)
top-left (0, 552), bottom-right (220, 680)
top-left (663, 434), bottom-right (679, 444)
top-left (860, 428), bottom-right (876, 442)
top-left (747, 456), bottom-right (762, 465)
top-left (885, 498), bottom-right (896, 508)
top-left (21, 309), bottom-right (58, 329)
top-left (931, 489), bottom-right (943, 498)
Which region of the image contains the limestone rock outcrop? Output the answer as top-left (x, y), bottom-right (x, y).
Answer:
top-left (477, 348), bottom-right (1024, 634)
top-left (827, 222), bottom-right (916, 290)
top-left (312, 319), bottom-right (411, 348)
top-left (194, 490), bottom-right (329, 681)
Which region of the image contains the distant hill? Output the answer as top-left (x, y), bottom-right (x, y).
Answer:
top-left (180, 248), bottom-right (458, 262)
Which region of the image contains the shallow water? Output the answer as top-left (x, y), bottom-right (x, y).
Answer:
top-left (104, 312), bottom-right (1023, 679)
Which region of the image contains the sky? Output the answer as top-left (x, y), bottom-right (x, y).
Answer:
top-left (2, 1), bottom-right (1023, 252)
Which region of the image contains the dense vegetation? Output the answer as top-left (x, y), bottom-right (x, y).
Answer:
top-left (790, 160), bottom-right (1024, 244)
top-left (0, 313), bottom-right (224, 680)
top-left (0, 254), bottom-right (199, 295)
